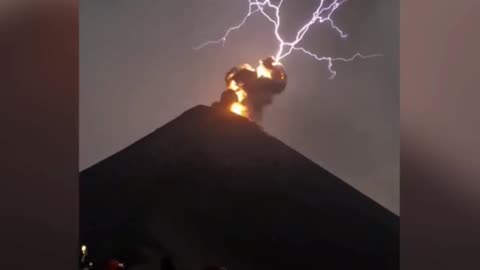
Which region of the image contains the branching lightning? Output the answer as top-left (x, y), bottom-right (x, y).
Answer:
top-left (194, 0), bottom-right (381, 79)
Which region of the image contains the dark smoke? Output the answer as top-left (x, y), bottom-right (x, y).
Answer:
top-left (211, 90), bottom-right (236, 112)
top-left (212, 56), bottom-right (288, 121)
top-left (245, 76), bottom-right (287, 121)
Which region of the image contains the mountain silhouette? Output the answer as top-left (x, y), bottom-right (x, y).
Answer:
top-left (80, 105), bottom-right (398, 270)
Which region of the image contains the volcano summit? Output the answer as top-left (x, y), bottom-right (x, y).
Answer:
top-left (80, 105), bottom-right (399, 270)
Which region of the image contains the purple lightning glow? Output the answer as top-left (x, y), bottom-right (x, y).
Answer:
top-left (194, 0), bottom-right (381, 79)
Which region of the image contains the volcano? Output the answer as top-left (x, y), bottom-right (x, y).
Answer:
top-left (80, 105), bottom-right (399, 270)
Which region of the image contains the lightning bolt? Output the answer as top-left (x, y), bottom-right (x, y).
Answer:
top-left (194, 0), bottom-right (381, 79)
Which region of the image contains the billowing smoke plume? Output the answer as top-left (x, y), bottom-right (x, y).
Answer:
top-left (212, 56), bottom-right (287, 122)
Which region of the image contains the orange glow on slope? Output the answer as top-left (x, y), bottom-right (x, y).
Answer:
top-left (230, 102), bottom-right (248, 117)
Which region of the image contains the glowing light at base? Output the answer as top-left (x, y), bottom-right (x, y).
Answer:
top-left (230, 102), bottom-right (249, 117)
top-left (80, 245), bottom-right (88, 265)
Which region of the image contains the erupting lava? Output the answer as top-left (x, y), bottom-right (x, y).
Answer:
top-left (218, 56), bottom-right (287, 120)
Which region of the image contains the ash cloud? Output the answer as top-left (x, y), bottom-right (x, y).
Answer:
top-left (213, 57), bottom-right (288, 121)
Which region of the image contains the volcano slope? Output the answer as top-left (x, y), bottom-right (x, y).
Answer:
top-left (80, 105), bottom-right (398, 270)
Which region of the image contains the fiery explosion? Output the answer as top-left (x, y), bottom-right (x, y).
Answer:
top-left (214, 56), bottom-right (287, 120)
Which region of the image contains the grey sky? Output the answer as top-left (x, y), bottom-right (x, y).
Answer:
top-left (80, 0), bottom-right (399, 213)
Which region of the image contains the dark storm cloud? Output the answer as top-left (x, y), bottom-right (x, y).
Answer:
top-left (80, 0), bottom-right (398, 213)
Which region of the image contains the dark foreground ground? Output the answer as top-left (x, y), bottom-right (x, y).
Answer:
top-left (80, 105), bottom-right (399, 270)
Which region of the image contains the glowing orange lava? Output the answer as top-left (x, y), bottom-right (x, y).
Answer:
top-left (230, 102), bottom-right (248, 117)
top-left (225, 57), bottom-right (285, 119)
top-left (256, 60), bottom-right (274, 79)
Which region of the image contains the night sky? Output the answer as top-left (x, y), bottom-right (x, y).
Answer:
top-left (80, 0), bottom-right (399, 213)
